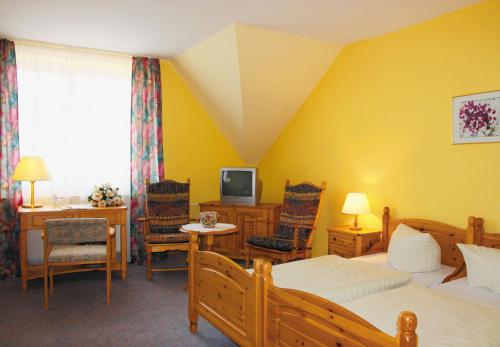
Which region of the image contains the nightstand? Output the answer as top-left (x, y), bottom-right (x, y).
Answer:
top-left (327, 225), bottom-right (383, 258)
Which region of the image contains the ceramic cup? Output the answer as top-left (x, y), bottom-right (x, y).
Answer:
top-left (199, 211), bottom-right (218, 228)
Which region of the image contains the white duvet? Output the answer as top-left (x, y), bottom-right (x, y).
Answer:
top-left (250, 255), bottom-right (412, 303)
top-left (343, 284), bottom-right (500, 347)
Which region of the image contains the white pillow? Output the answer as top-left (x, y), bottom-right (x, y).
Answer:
top-left (388, 223), bottom-right (441, 272)
top-left (457, 243), bottom-right (500, 294)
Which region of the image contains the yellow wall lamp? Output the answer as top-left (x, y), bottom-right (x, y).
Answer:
top-left (11, 156), bottom-right (51, 208)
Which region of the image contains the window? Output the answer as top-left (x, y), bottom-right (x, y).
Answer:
top-left (16, 43), bottom-right (131, 202)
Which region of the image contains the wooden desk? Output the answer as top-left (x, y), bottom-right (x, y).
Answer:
top-left (18, 205), bottom-right (127, 290)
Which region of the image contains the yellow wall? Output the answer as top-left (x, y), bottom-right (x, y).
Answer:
top-left (160, 60), bottom-right (244, 214)
top-left (259, 0), bottom-right (500, 256)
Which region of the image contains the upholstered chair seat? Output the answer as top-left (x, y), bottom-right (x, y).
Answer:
top-left (48, 244), bottom-right (107, 263)
top-left (145, 233), bottom-right (190, 244)
top-left (247, 235), bottom-right (307, 252)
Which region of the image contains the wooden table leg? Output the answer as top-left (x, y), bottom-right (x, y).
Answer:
top-left (120, 222), bottom-right (127, 280)
top-left (20, 227), bottom-right (28, 290)
top-left (205, 235), bottom-right (214, 251)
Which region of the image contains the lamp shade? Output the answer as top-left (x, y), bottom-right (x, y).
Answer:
top-left (342, 193), bottom-right (370, 215)
top-left (11, 156), bottom-right (51, 181)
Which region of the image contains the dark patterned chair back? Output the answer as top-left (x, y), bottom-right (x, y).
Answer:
top-left (145, 180), bottom-right (190, 234)
top-left (277, 181), bottom-right (324, 241)
top-left (45, 218), bottom-right (107, 244)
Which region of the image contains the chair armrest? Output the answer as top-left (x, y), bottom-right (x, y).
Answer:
top-left (137, 217), bottom-right (149, 222)
top-left (291, 224), bottom-right (316, 249)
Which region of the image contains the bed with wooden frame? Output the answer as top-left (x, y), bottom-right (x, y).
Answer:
top-left (187, 207), bottom-right (477, 346)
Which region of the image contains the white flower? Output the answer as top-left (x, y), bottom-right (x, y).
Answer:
top-left (106, 189), bottom-right (114, 198)
top-left (113, 196), bottom-right (122, 205)
top-left (103, 182), bottom-right (111, 189)
top-left (98, 200), bottom-right (107, 207)
top-left (92, 192), bottom-right (103, 201)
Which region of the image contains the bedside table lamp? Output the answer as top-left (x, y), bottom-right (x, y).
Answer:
top-left (12, 156), bottom-right (51, 208)
top-left (342, 192), bottom-right (370, 230)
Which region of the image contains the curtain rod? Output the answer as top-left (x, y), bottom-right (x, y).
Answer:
top-left (3, 35), bottom-right (168, 60)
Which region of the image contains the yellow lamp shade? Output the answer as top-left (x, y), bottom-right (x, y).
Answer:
top-left (342, 192), bottom-right (370, 215)
top-left (12, 156), bottom-right (51, 181)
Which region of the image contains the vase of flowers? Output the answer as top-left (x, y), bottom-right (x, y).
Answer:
top-left (88, 183), bottom-right (123, 207)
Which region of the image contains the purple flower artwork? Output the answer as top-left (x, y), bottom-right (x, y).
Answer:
top-left (453, 91), bottom-right (500, 144)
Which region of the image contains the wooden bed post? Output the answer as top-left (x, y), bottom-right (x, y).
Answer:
top-left (382, 207), bottom-right (390, 250)
top-left (260, 259), bottom-right (273, 347)
top-left (396, 311), bottom-right (417, 347)
top-left (252, 258), bottom-right (272, 347)
top-left (474, 218), bottom-right (485, 245)
top-left (188, 233), bottom-right (199, 333)
top-left (466, 216), bottom-right (476, 244)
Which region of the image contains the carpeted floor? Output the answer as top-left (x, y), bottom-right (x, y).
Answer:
top-left (0, 254), bottom-right (236, 347)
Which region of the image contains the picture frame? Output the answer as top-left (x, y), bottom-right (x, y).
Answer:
top-left (452, 90), bottom-right (500, 144)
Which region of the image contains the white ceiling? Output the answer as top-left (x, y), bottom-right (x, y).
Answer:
top-left (0, 0), bottom-right (479, 57)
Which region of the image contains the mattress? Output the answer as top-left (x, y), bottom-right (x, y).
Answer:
top-left (250, 255), bottom-right (411, 303)
top-left (352, 252), bottom-right (455, 288)
top-left (343, 284), bottom-right (500, 347)
top-left (435, 277), bottom-right (500, 309)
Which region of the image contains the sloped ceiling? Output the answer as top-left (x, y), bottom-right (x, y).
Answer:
top-left (173, 24), bottom-right (342, 164)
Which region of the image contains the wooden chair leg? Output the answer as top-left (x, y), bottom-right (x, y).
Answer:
top-left (49, 268), bottom-right (54, 295)
top-left (44, 264), bottom-right (49, 310)
top-left (146, 249), bottom-right (153, 281)
top-left (245, 245), bottom-right (250, 269)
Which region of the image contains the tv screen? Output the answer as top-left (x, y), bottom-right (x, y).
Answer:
top-left (221, 170), bottom-right (253, 197)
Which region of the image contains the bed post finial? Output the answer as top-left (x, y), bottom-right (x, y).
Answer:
top-left (466, 217), bottom-right (476, 244)
top-left (382, 207), bottom-right (390, 251)
top-left (474, 218), bottom-right (485, 245)
top-left (396, 311), bottom-right (417, 347)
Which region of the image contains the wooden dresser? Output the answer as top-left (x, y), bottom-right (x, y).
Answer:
top-left (199, 201), bottom-right (281, 259)
top-left (327, 225), bottom-right (382, 258)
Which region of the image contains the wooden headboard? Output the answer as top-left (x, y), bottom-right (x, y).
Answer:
top-left (381, 207), bottom-right (476, 268)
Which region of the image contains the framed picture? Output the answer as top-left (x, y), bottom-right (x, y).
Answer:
top-left (453, 91), bottom-right (500, 144)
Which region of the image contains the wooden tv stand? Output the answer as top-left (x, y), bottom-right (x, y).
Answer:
top-left (199, 201), bottom-right (281, 259)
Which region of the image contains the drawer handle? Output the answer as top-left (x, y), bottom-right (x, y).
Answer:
top-left (333, 237), bottom-right (336, 241)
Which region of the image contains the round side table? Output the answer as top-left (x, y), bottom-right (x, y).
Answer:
top-left (180, 223), bottom-right (238, 251)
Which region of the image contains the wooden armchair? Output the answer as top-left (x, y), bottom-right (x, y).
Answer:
top-left (245, 180), bottom-right (326, 267)
top-left (42, 218), bottom-right (114, 310)
top-left (139, 179), bottom-right (191, 280)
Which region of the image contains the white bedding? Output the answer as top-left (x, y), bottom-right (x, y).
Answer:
top-left (353, 252), bottom-right (455, 288)
top-left (436, 278), bottom-right (500, 309)
top-left (250, 255), bottom-right (411, 303)
top-left (343, 284), bottom-right (500, 347)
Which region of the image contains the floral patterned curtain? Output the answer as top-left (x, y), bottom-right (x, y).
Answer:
top-left (0, 39), bottom-right (22, 278)
top-left (130, 57), bottom-right (164, 264)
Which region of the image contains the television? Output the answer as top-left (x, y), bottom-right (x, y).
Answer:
top-left (220, 167), bottom-right (260, 205)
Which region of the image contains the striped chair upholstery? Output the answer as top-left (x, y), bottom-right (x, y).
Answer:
top-left (144, 180), bottom-right (190, 244)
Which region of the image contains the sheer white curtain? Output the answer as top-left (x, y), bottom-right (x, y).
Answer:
top-left (16, 43), bottom-right (131, 202)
